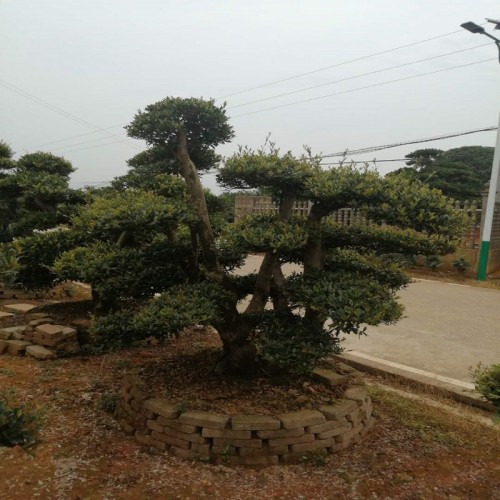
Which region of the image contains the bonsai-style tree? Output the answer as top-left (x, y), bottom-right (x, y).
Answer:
top-left (119, 96), bottom-right (465, 377)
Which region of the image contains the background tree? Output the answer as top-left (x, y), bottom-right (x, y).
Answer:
top-left (0, 149), bottom-right (85, 239)
top-left (388, 145), bottom-right (494, 201)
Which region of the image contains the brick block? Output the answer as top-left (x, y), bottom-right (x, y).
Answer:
top-left (147, 419), bottom-right (164, 433)
top-left (26, 345), bottom-right (57, 360)
top-left (344, 386), bottom-right (368, 404)
top-left (3, 303), bottom-right (36, 313)
top-left (28, 318), bottom-right (55, 327)
top-left (306, 419), bottom-right (348, 434)
top-left (346, 408), bottom-right (362, 426)
top-left (159, 418), bottom-right (198, 434)
top-left (317, 424), bottom-right (352, 440)
top-left (6, 340), bottom-right (31, 355)
top-left (329, 441), bottom-right (351, 453)
top-left (35, 324), bottom-right (63, 338)
top-left (134, 431), bottom-right (151, 445)
top-left (163, 427), bottom-right (207, 445)
top-left (144, 398), bottom-right (178, 418)
top-left (312, 368), bottom-right (348, 386)
top-left (256, 427), bottom-right (304, 439)
top-left (0, 312), bottom-right (14, 321)
top-left (279, 410), bottom-right (325, 429)
top-left (190, 442), bottom-right (211, 454)
top-left (268, 433), bottom-right (314, 448)
top-left (202, 428), bottom-right (251, 439)
top-left (213, 438), bottom-right (262, 449)
top-left (335, 429), bottom-right (356, 444)
top-left (0, 326), bottom-right (25, 340)
top-left (150, 439), bottom-right (167, 451)
top-left (26, 312), bottom-right (51, 321)
top-left (231, 415), bottom-right (280, 431)
top-left (151, 431), bottom-right (190, 449)
top-left (179, 411), bottom-right (229, 429)
top-left (291, 438), bottom-right (335, 453)
top-left (320, 400), bottom-right (358, 420)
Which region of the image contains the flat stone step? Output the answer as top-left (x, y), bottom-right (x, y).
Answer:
top-left (0, 311), bottom-right (14, 321)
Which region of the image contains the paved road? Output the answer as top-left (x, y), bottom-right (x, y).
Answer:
top-left (236, 256), bottom-right (500, 383)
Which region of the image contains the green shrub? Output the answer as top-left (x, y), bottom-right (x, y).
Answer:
top-left (472, 363), bottom-right (500, 415)
top-left (0, 389), bottom-right (46, 447)
top-left (452, 255), bottom-right (470, 273)
top-left (425, 254), bottom-right (441, 270)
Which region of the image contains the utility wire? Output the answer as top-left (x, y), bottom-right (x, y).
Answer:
top-left (320, 126), bottom-right (498, 158)
top-left (0, 79), bottom-right (139, 150)
top-left (216, 28), bottom-right (471, 100)
top-left (21, 124), bottom-right (125, 151)
top-left (48, 133), bottom-right (129, 153)
top-left (320, 158), bottom-right (408, 165)
top-left (228, 44), bottom-right (490, 110)
top-left (230, 58), bottom-right (496, 118)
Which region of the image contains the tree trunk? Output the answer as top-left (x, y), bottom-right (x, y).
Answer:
top-left (303, 204), bottom-right (325, 325)
top-left (176, 128), bottom-right (256, 376)
top-left (245, 195), bottom-right (295, 315)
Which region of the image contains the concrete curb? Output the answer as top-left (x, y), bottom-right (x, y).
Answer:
top-left (334, 351), bottom-right (495, 413)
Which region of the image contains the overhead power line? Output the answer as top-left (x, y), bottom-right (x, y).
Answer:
top-left (22, 124), bottom-right (125, 151)
top-left (228, 44), bottom-right (490, 110)
top-left (320, 126), bottom-right (498, 158)
top-left (0, 79), bottom-right (139, 150)
top-left (320, 158), bottom-right (408, 165)
top-left (230, 58), bottom-right (496, 118)
top-left (217, 27), bottom-right (471, 100)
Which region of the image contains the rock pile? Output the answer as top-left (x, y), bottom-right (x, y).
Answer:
top-left (0, 312), bottom-right (79, 360)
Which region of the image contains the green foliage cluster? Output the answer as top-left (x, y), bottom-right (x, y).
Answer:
top-left (0, 389), bottom-right (46, 447)
top-left (389, 146), bottom-right (494, 201)
top-left (452, 255), bottom-right (470, 273)
top-left (472, 363), bottom-right (500, 415)
top-left (0, 243), bottom-right (19, 287)
top-left (254, 313), bottom-right (337, 376)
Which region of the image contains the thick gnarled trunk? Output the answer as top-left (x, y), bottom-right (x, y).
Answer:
top-left (176, 128), bottom-right (256, 375)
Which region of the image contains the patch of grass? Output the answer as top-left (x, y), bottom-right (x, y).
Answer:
top-left (0, 368), bottom-right (16, 377)
top-left (368, 386), bottom-right (462, 447)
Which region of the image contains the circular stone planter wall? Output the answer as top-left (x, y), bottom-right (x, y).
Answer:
top-left (115, 367), bottom-right (375, 466)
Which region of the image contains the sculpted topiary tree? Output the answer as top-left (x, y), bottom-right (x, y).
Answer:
top-left (123, 97), bottom-right (465, 377)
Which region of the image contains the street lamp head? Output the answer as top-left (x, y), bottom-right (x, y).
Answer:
top-left (461, 21), bottom-right (485, 34)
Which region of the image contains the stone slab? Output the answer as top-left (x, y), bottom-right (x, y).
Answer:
top-left (6, 340), bottom-right (32, 355)
top-left (320, 400), bottom-right (358, 420)
top-left (26, 345), bottom-right (57, 360)
top-left (231, 415), bottom-right (281, 431)
top-left (312, 368), bottom-right (348, 386)
top-left (35, 324), bottom-right (64, 338)
top-left (3, 303), bottom-right (37, 313)
top-left (279, 410), bottom-right (325, 429)
top-left (0, 311), bottom-right (14, 320)
top-left (179, 411), bottom-right (230, 430)
top-left (143, 399), bottom-right (179, 419)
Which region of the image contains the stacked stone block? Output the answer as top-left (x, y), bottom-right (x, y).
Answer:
top-left (0, 314), bottom-right (79, 359)
top-left (116, 370), bottom-right (375, 465)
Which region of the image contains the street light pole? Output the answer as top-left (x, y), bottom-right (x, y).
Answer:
top-left (460, 20), bottom-right (500, 280)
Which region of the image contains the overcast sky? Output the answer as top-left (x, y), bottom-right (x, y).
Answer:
top-left (1, 0), bottom-right (499, 193)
